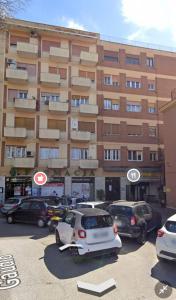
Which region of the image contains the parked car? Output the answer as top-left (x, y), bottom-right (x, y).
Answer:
top-left (107, 200), bottom-right (162, 244)
top-left (1, 196), bottom-right (29, 215)
top-left (156, 214), bottom-right (176, 261)
top-left (6, 198), bottom-right (61, 227)
top-left (76, 201), bottom-right (110, 210)
top-left (55, 208), bottom-right (122, 262)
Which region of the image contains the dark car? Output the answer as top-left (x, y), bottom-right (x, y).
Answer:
top-left (107, 200), bottom-right (162, 244)
top-left (6, 198), bottom-right (59, 227)
top-left (1, 196), bottom-right (30, 215)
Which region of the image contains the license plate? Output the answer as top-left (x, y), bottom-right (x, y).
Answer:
top-left (93, 232), bottom-right (108, 238)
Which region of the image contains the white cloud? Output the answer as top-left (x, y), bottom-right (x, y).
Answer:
top-left (61, 17), bottom-right (85, 31)
top-left (121, 0), bottom-right (176, 41)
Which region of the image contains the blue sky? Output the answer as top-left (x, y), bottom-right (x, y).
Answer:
top-left (15, 0), bottom-right (176, 50)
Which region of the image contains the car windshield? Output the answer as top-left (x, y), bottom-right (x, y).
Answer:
top-left (108, 205), bottom-right (132, 216)
top-left (5, 198), bottom-right (20, 204)
top-left (165, 221), bottom-right (176, 233)
top-left (77, 204), bottom-right (92, 208)
top-left (82, 215), bottom-right (113, 229)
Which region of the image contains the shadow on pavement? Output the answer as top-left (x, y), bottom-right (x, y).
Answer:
top-left (44, 243), bottom-right (117, 279)
top-left (151, 260), bottom-right (176, 288)
top-left (0, 217), bottom-right (49, 239)
top-left (119, 237), bottom-right (141, 255)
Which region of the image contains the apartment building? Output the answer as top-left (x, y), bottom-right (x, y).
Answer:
top-left (0, 17), bottom-right (175, 202)
top-left (160, 97), bottom-right (176, 208)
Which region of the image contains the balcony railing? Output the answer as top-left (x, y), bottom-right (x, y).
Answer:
top-left (79, 104), bottom-right (98, 116)
top-left (6, 68), bottom-right (28, 83)
top-left (48, 158), bottom-right (67, 168)
top-left (79, 159), bottom-right (98, 169)
top-left (80, 51), bottom-right (98, 66)
top-left (14, 157), bottom-right (35, 168)
top-left (71, 76), bottom-right (93, 90)
top-left (49, 101), bottom-right (68, 113)
top-left (17, 42), bottom-right (38, 58)
top-left (71, 130), bottom-right (91, 142)
top-left (14, 98), bottom-right (36, 110)
top-left (39, 129), bottom-right (60, 139)
top-left (40, 72), bottom-right (60, 87)
top-left (49, 47), bottom-right (69, 62)
top-left (4, 127), bottom-right (27, 138)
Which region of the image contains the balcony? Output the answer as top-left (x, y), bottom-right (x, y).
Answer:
top-left (48, 159), bottom-right (67, 169)
top-left (13, 157), bottom-right (35, 168)
top-left (39, 129), bottom-right (60, 140)
top-left (79, 159), bottom-right (98, 169)
top-left (71, 130), bottom-right (91, 142)
top-left (6, 68), bottom-right (28, 84)
top-left (80, 104), bottom-right (98, 116)
top-left (49, 47), bottom-right (69, 62)
top-left (71, 76), bottom-right (93, 90)
top-left (4, 127), bottom-right (27, 138)
top-left (40, 72), bottom-right (60, 87)
top-left (49, 101), bottom-right (68, 114)
top-left (14, 98), bottom-right (36, 111)
top-left (80, 51), bottom-right (98, 66)
top-left (17, 42), bottom-right (38, 58)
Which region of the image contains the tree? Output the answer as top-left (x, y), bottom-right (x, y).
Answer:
top-left (0, 0), bottom-right (29, 26)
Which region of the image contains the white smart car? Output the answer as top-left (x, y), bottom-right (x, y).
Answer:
top-left (55, 208), bottom-right (122, 261)
top-left (76, 201), bottom-right (109, 210)
top-left (156, 214), bottom-right (176, 261)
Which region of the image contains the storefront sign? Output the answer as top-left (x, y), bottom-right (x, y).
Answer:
top-left (0, 255), bottom-right (21, 290)
top-left (33, 172), bottom-right (47, 186)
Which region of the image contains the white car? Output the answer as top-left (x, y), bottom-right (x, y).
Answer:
top-left (55, 208), bottom-right (122, 261)
top-left (156, 214), bottom-right (176, 261)
top-left (76, 201), bottom-right (109, 210)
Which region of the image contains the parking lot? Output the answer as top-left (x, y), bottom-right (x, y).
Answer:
top-left (0, 210), bottom-right (176, 300)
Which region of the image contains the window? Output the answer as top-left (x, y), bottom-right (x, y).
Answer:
top-left (71, 148), bottom-right (88, 160)
top-left (48, 119), bottom-right (66, 131)
top-left (149, 126), bottom-right (157, 137)
top-left (104, 99), bottom-right (111, 110)
top-left (19, 202), bottom-right (31, 210)
top-left (15, 118), bottom-right (35, 130)
top-left (126, 56), bottom-right (140, 65)
top-left (104, 149), bottom-right (120, 161)
top-left (148, 106), bottom-right (156, 113)
top-left (71, 96), bottom-right (88, 107)
top-left (126, 81), bottom-right (141, 89)
top-left (127, 125), bottom-right (142, 136)
top-left (165, 221), bottom-right (176, 233)
top-left (104, 76), bottom-right (112, 85)
top-left (39, 148), bottom-right (59, 159)
top-left (127, 103), bottom-right (141, 112)
top-left (18, 91), bottom-right (28, 99)
top-left (150, 151), bottom-right (158, 161)
top-left (104, 123), bottom-right (120, 135)
top-left (31, 202), bottom-right (42, 210)
top-left (104, 99), bottom-right (119, 111)
top-left (82, 215), bottom-right (113, 229)
top-left (128, 150), bottom-right (143, 161)
top-left (148, 83), bottom-right (155, 91)
top-left (6, 146), bottom-right (26, 158)
top-left (41, 93), bottom-right (60, 103)
top-left (104, 55), bottom-right (118, 62)
top-left (146, 57), bottom-right (154, 67)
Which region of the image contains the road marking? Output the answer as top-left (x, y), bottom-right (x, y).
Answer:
top-left (77, 278), bottom-right (116, 296)
top-left (59, 244), bottom-right (83, 252)
top-left (0, 255), bottom-right (21, 290)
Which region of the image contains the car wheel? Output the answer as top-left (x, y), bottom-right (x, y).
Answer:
top-left (137, 227), bottom-right (147, 245)
top-left (55, 230), bottom-right (62, 246)
top-left (7, 215), bottom-right (14, 224)
top-left (37, 219), bottom-right (45, 228)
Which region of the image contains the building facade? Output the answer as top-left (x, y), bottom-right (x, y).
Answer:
top-left (0, 18), bottom-right (175, 202)
top-left (160, 99), bottom-right (176, 208)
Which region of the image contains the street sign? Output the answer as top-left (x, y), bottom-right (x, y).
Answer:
top-left (127, 169), bottom-right (141, 183)
top-left (33, 172), bottom-right (47, 186)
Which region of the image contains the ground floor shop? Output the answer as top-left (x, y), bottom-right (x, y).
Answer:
top-left (1, 166), bottom-right (164, 204)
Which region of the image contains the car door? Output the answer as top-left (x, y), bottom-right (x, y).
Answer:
top-left (13, 201), bottom-right (31, 223)
top-left (58, 212), bottom-right (75, 244)
top-left (141, 205), bottom-right (153, 232)
top-left (29, 201), bottom-right (43, 224)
